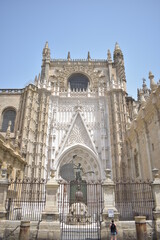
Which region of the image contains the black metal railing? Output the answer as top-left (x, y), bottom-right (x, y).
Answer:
top-left (58, 181), bottom-right (103, 240)
top-left (115, 178), bottom-right (154, 220)
top-left (5, 178), bottom-right (46, 221)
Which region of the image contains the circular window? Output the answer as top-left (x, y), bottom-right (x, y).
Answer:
top-left (68, 73), bottom-right (89, 91)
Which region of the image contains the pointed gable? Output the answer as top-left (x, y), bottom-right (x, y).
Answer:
top-left (62, 112), bottom-right (97, 153)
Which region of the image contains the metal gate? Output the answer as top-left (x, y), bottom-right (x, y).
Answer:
top-left (115, 178), bottom-right (154, 220)
top-left (5, 178), bottom-right (46, 221)
top-left (58, 181), bottom-right (103, 240)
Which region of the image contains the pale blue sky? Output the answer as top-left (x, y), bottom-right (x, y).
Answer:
top-left (0, 0), bottom-right (160, 99)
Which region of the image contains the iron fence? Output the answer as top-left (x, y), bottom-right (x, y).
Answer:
top-left (5, 178), bottom-right (46, 221)
top-left (58, 180), bottom-right (103, 240)
top-left (115, 178), bottom-right (154, 220)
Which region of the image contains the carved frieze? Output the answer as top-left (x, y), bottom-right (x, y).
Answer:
top-left (49, 65), bottom-right (107, 90)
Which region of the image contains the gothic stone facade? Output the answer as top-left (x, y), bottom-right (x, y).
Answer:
top-left (0, 42), bottom-right (159, 181)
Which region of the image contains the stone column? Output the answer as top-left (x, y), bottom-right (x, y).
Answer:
top-left (152, 168), bottom-right (160, 240)
top-left (0, 169), bottom-right (9, 220)
top-left (38, 169), bottom-right (60, 240)
top-left (101, 169), bottom-right (119, 240)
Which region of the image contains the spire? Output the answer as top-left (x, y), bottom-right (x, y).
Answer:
top-left (42, 41), bottom-right (50, 60)
top-left (113, 42), bottom-right (124, 63)
top-left (34, 75), bottom-right (38, 86)
top-left (139, 89), bottom-right (146, 106)
top-left (142, 78), bottom-right (147, 90)
top-left (87, 51), bottom-right (91, 61)
top-left (38, 73), bottom-right (41, 82)
top-left (67, 51), bottom-right (71, 61)
top-left (149, 71), bottom-right (157, 91)
top-left (107, 49), bottom-right (112, 63)
top-left (115, 42), bottom-right (120, 50)
top-left (45, 41), bottom-right (49, 48)
top-left (113, 42), bottom-right (126, 86)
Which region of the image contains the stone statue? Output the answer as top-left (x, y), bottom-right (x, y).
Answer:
top-left (74, 163), bottom-right (83, 181)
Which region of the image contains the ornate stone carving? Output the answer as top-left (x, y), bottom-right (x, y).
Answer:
top-left (65, 114), bottom-right (94, 152)
top-left (49, 65), bottom-right (106, 90)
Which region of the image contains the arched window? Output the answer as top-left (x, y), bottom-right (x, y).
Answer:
top-left (68, 73), bottom-right (89, 91)
top-left (1, 108), bottom-right (16, 132)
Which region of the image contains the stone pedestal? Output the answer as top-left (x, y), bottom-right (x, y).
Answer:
top-left (0, 177), bottom-right (9, 220)
top-left (38, 174), bottom-right (60, 240)
top-left (101, 169), bottom-right (119, 240)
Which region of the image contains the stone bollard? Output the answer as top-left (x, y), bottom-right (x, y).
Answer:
top-left (135, 216), bottom-right (147, 240)
top-left (19, 221), bottom-right (30, 240)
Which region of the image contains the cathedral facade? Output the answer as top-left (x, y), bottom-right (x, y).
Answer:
top-left (0, 42), bottom-right (159, 182)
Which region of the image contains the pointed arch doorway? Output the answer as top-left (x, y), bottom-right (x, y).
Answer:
top-left (56, 144), bottom-right (102, 182)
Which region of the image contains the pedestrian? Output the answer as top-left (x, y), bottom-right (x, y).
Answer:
top-left (110, 219), bottom-right (118, 240)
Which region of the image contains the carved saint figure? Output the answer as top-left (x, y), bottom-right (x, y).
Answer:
top-left (74, 163), bottom-right (84, 181)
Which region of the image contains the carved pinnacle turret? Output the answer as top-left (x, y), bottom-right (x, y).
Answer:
top-left (139, 89), bottom-right (146, 106)
top-left (149, 71), bottom-right (157, 91)
top-left (87, 51), bottom-right (91, 61)
top-left (5, 121), bottom-right (11, 141)
top-left (42, 41), bottom-right (50, 60)
top-left (107, 49), bottom-right (112, 63)
top-left (113, 42), bottom-right (126, 88)
top-left (67, 51), bottom-right (71, 61)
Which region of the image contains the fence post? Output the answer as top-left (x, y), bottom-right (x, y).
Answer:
top-left (135, 216), bottom-right (147, 240)
top-left (101, 169), bottom-right (119, 240)
top-left (0, 169), bottom-right (9, 219)
top-left (19, 221), bottom-right (30, 240)
top-left (38, 169), bottom-right (60, 240)
top-left (152, 168), bottom-right (160, 240)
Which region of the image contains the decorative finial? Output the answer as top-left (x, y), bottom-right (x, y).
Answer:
top-left (38, 73), bottom-right (40, 80)
top-left (14, 130), bottom-right (19, 149)
top-left (149, 71), bottom-right (157, 91)
top-left (67, 51), bottom-right (71, 61)
top-left (139, 90), bottom-right (146, 106)
top-left (104, 169), bottom-right (113, 182)
top-left (45, 41), bottom-right (48, 48)
top-left (142, 78), bottom-right (147, 90)
top-left (115, 42), bottom-right (120, 50)
top-left (113, 42), bottom-right (123, 62)
top-left (107, 49), bottom-right (112, 62)
top-left (133, 103), bottom-right (138, 118)
top-left (50, 169), bottom-right (56, 179)
top-left (152, 168), bottom-right (159, 180)
top-left (34, 75), bottom-right (38, 86)
top-left (87, 51), bottom-right (91, 61)
top-left (5, 121), bottom-right (11, 140)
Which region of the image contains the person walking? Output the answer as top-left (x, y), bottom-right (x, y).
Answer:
top-left (110, 219), bottom-right (118, 240)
